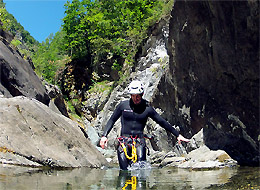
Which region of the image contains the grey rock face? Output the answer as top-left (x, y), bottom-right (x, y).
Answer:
top-left (44, 80), bottom-right (69, 117)
top-left (153, 1), bottom-right (259, 166)
top-left (0, 96), bottom-right (107, 168)
top-left (0, 33), bottom-right (50, 105)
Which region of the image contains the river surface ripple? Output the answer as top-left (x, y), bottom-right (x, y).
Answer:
top-left (0, 164), bottom-right (259, 190)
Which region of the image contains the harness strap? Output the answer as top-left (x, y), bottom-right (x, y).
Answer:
top-left (117, 136), bottom-right (138, 163)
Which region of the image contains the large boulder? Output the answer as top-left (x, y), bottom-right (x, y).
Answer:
top-left (153, 1), bottom-right (259, 166)
top-left (0, 31), bottom-right (50, 105)
top-left (0, 96), bottom-right (108, 168)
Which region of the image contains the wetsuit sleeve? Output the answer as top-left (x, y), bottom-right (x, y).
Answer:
top-left (102, 102), bottom-right (123, 137)
top-left (149, 107), bottom-right (179, 137)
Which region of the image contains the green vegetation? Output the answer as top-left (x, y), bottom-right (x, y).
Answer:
top-left (66, 98), bottom-right (82, 119)
top-left (0, 0), bottom-right (174, 117)
top-left (0, 1), bottom-right (38, 56)
top-left (32, 31), bottom-right (70, 84)
top-left (62, 0), bottom-right (172, 76)
top-left (1, 0), bottom-right (173, 88)
top-left (88, 80), bottom-right (113, 94)
top-left (10, 39), bottom-right (21, 47)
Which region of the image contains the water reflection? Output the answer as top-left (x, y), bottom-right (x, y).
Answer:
top-left (0, 164), bottom-right (259, 190)
top-left (118, 171), bottom-right (143, 190)
top-left (116, 167), bottom-right (236, 190)
top-left (117, 162), bottom-right (152, 190)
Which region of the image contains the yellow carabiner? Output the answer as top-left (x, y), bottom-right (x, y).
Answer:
top-left (121, 141), bottom-right (137, 163)
top-left (132, 141), bottom-right (137, 163)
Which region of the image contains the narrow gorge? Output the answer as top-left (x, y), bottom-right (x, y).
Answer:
top-left (0, 0), bottom-right (259, 168)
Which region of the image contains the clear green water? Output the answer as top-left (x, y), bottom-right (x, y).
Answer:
top-left (0, 165), bottom-right (259, 190)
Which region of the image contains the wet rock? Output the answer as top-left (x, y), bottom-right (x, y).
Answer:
top-left (150, 129), bottom-right (237, 169)
top-left (178, 145), bottom-right (237, 169)
top-left (160, 157), bottom-right (186, 167)
top-left (0, 151), bottom-right (42, 167)
top-left (0, 96), bottom-right (108, 168)
top-left (151, 145), bottom-right (237, 169)
top-left (149, 151), bottom-right (167, 166)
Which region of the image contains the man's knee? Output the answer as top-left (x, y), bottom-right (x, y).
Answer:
top-left (117, 149), bottom-right (129, 170)
top-left (137, 146), bottom-right (146, 161)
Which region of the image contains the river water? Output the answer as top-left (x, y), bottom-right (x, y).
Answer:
top-left (0, 164), bottom-right (259, 190)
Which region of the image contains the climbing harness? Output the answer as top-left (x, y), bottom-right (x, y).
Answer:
top-left (122, 141), bottom-right (137, 163)
top-left (118, 136), bottom-right (138, 163)
top-left (122, 176), bottom-right (137, 190)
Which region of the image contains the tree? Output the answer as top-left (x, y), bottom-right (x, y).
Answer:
top-left (62, 0), bottom-right (93, 59)
top-left (62, 0), bottom-right (164, 71)
top-left (32, 30), bottom-right (69, 84)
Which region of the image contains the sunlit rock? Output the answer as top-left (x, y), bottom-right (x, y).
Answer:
top-left (0, 96), bottom-right (108, 168)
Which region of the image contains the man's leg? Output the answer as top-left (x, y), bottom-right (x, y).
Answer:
top-left (136, 139), bottom-right (146, 161)
top-left (117, 147), bottom-right (129, 170)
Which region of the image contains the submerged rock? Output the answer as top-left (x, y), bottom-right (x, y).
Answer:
top-left (0, 96), bottom-right (108, 168)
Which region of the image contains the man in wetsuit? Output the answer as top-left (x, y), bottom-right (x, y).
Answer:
top-left (100, 80), bottom-right (189, 170)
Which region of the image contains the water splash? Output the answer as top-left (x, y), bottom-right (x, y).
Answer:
top-left (127, 161), bottom-right (152, 179)
top-left (127, 161), bottom-right (152, 170)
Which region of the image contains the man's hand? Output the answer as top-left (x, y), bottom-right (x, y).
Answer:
top-left (177, 134), bottom-right (190, 144)
top-left (100, 136), bottom-right (108, 149)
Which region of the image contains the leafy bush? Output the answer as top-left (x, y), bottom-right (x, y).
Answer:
top-left (88, 80), bottom-right (113, 94)
top-left (32, 30), bottom-right (69, 84)
top-left (62, 0), bottom-right (171, 78)
top-left (10, 39), bottom-right (21, 47)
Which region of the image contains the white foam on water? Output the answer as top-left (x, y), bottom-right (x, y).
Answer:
top-left (127, 161), bottom-right (152, 179)
top-left (127, 161), bottom-right (152, 170)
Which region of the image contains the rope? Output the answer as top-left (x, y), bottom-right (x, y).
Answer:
top-left (118, 136), bottom-right (138, 163)
top-left (121, 141), bottom-right (137, 163)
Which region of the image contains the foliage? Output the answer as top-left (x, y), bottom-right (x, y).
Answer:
top-left (0, 0), bottom-right (175, 119)
top-left (10, 39), bottom-right (21, 47)
top-left (62, 0), bottom-right (170, 76)
top-left (1, 0), bottom-right (173, 87)
top-left (1, 0), bottom-right (174, 107)
top-left (0, 3), bottom-right (38, 60)
top-left (66, 98), bottom-right (81, 119)
top-left (88, 80), bottom-right (113, 94)
top-left (0, 6), bottom-right (37, 45)
top-left (32, 30), bottom-right (69, 84)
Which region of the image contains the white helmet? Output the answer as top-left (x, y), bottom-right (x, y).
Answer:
top-left (128, 80), bottom-right (144, 94)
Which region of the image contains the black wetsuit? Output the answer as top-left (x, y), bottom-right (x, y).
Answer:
top-left (102, 98), bottom-right (179, 170)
